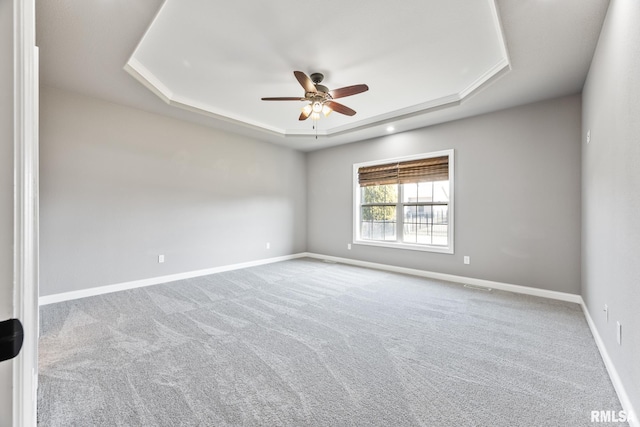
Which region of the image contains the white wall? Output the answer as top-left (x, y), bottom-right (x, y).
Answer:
top-left (307, 95), bottom-right (582, 294)
top-left (582, 0), bottom-right (640, 419)
top-left (39, 86), bottom-right (307, 296)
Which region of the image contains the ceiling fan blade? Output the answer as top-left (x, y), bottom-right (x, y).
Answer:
top-left (261, 97), bottom-right (304, 101)
top-left (299, 110), bottom-right (311, 121)
top-left (325, 100), bottom-right (356, 116)
top-left (329, 84), bottom-right (369, 99)
top-left (294, 71), bottom-right (317, 94)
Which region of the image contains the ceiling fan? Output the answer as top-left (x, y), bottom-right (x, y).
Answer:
top-left (261, 71), bottom-right (369, 121)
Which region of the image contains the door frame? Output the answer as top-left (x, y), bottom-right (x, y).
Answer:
top-left (13, 0), bottom-right (38, 425)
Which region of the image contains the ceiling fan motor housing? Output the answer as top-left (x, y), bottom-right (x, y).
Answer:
top-left (310, 72), bottom-right (324, 84)
top-left (310, 73), bottom-right (330, 96)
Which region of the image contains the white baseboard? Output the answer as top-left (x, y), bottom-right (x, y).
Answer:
top-left (581, 302), bottom-right (637, 427)
top-left (38, 253), bottom-right (307, 306)
top-left (39, 251), bottom-right (580, 306)
top-left (303, 252), bottom-right (582, 304)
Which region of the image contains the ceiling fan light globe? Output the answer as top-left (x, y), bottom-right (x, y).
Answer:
top-left (312, 101), bottom-right (323, 113)
top-left (311, 112), bottom-right (321, 120)
top-left (322, 104), bottom-right (332, 117)
top-left (302, 104), bottom-right (313, 115)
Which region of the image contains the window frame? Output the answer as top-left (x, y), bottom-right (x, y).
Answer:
top-left (352, 149), bottom-right (455, 254)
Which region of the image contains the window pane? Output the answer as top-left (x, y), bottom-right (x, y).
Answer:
top-left (417, 182), bottom-right (433, 202)
top-left (403, 205), bottom-right (417, 221)
top-left (416, 221), bottom-right (432, 245)
top-left (384, 222), bottom-right (396, 240)
top-left (433, 205), bottom-right (448, 225)
top-left (403, 206), bottom-right (417, 243)
top-left (432, 224), bottom-right (448, 245)
top-left (362, 184), bottom-right (398, 204)
top-left (402, 183), bottom-right (418, 203)
top-left (404, 205), bottom-right (433, 244)
top-left (361, 206), bottom-right (372, 221)
top-left (433, 180), bottom-right (449, 202)
top-left (360, 221), bottom-right (371, 240)
top-left (432, 205), bottom-right (448, 246)
top-left (370, 220), bottom-right (396, 241)
top-left (361, 206), bottom-right (396, 241)
top-left (360, 206), bottom-right (372, 240)
top-left (372, 205), bottom-right (394, 221)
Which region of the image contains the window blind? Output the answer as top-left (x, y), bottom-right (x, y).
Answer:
top-left (358, 155), bottom-right (449, 187)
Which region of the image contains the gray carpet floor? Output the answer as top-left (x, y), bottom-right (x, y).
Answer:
top-left (38, 258), bottom-right (625, 426)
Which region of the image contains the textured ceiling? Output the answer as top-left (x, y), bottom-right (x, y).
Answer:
top-left (36, 0), bottom-right (610, 151)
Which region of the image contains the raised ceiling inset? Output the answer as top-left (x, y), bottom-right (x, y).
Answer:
top-left (126, 0), bottom-right (510, 139)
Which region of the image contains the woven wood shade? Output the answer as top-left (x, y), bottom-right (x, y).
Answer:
top-left (358, 156), bottom-right (449, 187)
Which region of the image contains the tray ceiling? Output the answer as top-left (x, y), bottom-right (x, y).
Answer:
top-left (126, 0), bottom-right (509, 138)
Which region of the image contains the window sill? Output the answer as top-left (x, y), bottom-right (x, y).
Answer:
top-left (353, 239), bottom-right (454, 254)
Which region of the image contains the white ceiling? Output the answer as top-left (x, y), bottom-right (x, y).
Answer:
top-left (36, 0), bottom-right (610, 151)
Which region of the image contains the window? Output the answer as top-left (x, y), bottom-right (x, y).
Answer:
top-left (353, 150), bottom-right (454, 253)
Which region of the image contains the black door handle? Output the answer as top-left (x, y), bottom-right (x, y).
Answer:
top-left (0, 318), bottom-right (24, 362)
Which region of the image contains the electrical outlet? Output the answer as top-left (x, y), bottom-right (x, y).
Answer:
top-left (604, 304), bottom-right (608, 322)
top-left (617, 322), bottom-right (622, 345)
top-left (347, 244), bottom-right (352, 250)
top-left (266, 242), bottom-right (270, 250)
top-left (158, 254), bottom-right (165, 263)
top-left (463, 256), bottom-right (470, 265)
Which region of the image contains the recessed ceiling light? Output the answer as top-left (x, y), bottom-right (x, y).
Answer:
top-left (386, 126), bottom-right (395, 132)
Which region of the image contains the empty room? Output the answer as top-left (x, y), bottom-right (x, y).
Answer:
top-left (1, 0), bottom-right (639, 426)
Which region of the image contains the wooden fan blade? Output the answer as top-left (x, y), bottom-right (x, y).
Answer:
top-left (329, 84), bottom-right (369, 99)
top-left (325, 100), bottom-right (356, 116)
top-left (261, 97), bottom-right (304, 101)
top-left (299, 110), bottom-right (311, 121)
top-left (294, 71), bottom-right (317, 94)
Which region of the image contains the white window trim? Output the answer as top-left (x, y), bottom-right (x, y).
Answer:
top-left (352, 149), bottom-right (454, 254)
